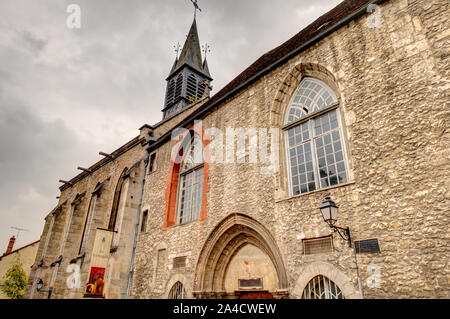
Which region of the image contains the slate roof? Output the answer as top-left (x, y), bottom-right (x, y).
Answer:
top-left (196, 0), bottom-right (375, 112)
top-left (169, 18), bottom-right (211, 79)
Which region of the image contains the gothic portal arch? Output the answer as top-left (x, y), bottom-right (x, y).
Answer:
top-left (194, 214), bottom-right (289, 299)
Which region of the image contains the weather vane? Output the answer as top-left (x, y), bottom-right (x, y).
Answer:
top-left (173, 42), bottom-right (181, 59)
top-left (202, 43), bottom-right (211, 60)
top-left (190, 0), bottom-right (202, 19)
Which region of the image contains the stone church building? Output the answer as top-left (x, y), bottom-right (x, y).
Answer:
top-left (25, 0), bottom-right (448, 299)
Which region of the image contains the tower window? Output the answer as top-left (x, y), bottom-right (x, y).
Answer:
top-left (166, 79), bottom-right (175, 107)
top-left (187, 74), bottom-right (198, 103)
top-left (174, 74), bottom-right (183, 101)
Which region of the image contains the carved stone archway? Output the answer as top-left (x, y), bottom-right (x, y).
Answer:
top-left (194, 214), bottom-right (289, 299)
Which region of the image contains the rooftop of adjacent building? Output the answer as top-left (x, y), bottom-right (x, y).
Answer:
top-left (0, 236), bottom-right (40, 261)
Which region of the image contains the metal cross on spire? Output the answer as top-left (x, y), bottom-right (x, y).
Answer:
top-left (173, 42), bottom-right (181, 59)
top-left (202, 43), bottom-right (211, 60)
top-left (190, 0), bottom-right (202, 19)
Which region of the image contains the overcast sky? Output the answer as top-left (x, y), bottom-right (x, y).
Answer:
top-left (0, 0), bottom-right (342, 251)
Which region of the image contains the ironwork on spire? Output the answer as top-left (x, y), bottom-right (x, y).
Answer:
top-left (191, 0), bottom-right (202, 19)
top-left (169, 18), bottom-right (210, 79)
top-left (162, 1), bottom-right (213, 119)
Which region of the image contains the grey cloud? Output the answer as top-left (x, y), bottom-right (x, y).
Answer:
top-left (20, 30), bottom-right (48, 55)
top-left (0, 0), bottom-right (342, 249)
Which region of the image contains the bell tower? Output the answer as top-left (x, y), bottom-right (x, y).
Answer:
top-left (162, 17), bottom-right (213, 120)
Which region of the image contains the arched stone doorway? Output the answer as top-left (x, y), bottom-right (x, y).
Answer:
top-left (194, 214), bottom-right (289, 299)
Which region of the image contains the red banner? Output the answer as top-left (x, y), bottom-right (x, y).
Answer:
top-left (85, 267), bottom-right (105, 297)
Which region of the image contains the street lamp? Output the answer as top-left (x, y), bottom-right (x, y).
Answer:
top-left (36, 279), bottom-right (44, 292)
top-left (319, 197), bottom-right (364, 298)
top-left (320, 197), bottom-right (352, 247)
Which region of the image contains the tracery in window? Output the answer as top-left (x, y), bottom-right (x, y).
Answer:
top-left (285, 77), bottom-right (338, 124)
top-left (284, 77), bottom-right (348, 196)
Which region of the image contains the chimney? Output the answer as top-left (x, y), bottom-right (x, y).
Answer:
top-left (4, 236), bottom-right (15, 255)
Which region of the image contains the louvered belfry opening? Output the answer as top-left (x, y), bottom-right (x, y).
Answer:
top-left (174, 74), bottom-right (183, 101)
top-left (166, 79), bottom-right (175, 107)
top-left (162, 18), bottom-right (212, 119)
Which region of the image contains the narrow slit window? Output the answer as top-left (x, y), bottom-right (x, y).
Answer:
top-left (141, 210), bottom-right (148, 233)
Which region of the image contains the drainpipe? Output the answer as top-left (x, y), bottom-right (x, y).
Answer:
top-left (353, 246), bottom-right (364, 299)
top-left (125, 145), bottom-right (151, 298)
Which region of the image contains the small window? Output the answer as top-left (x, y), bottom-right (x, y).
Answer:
top-left (302, 275), bottom-right (345, 299)
top-left (303, 236), bottom-right (333, 255)
top-left (149, 153), bottom-right (157, 173)
top-left (168, 281), bottom-right (186, 299)
top-left (141, 211), bottom-right (148, 233)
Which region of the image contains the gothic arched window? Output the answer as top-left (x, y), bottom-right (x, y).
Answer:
top-left (301, 275), bottom-right (345, 299)
top-left (78, 185), bottom-right (100, 255)
top-left (284, 77), bottom-right (349, 196)
top-left (108, 168), bottom-right (127, 230)
top-left (168, 281), bottom-right (187, 299)
top-left (177, 134), bottom-right (204, 224)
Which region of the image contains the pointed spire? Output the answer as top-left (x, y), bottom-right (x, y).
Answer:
top-left (202, 58), bottom-right (211, 79)
top-left (169, 57), bottom-right (178, 74)
top-left (169, 18), bottom-right (205, 77)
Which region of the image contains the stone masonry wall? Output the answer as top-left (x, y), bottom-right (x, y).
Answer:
top-left (26, 140), bottom-right (148, 299)
top-left (132, 0), bottom-right (449, 299)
